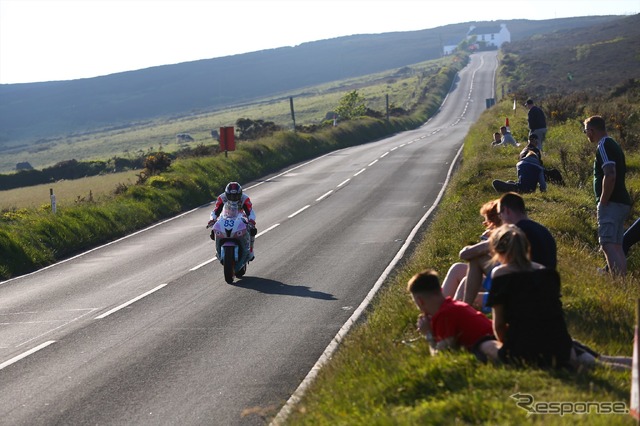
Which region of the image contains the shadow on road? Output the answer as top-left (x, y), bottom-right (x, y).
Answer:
top-left (233, 276), bottom-right (337, 300)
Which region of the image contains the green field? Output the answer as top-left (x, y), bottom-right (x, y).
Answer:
top-left (0, 170), bottom-right (139, 210)
top-left (0, 60), bottom-right (440, 174)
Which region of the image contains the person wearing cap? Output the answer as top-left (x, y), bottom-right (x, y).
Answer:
top-left (524, 99), bottom-right (547, 151)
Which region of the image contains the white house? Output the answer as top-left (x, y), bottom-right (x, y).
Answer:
top-left (466, 23), bottom-right (511, 49)
top-left (442, 23), bottom-right (510, 55)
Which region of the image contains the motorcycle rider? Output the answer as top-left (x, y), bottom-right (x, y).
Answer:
top-left (207, 182), bottom-right (257, 261)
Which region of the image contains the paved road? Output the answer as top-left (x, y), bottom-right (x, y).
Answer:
top-left (0, 51), bottom-right (498, 425)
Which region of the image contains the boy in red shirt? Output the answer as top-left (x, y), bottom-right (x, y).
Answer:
top-left (407, 269), bottom-right (496, 361)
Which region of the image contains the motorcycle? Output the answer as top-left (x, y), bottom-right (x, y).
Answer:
top-left (207, 201), bottom-right (251, 284)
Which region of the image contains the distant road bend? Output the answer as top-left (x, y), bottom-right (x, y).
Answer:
top-left (0, 51), bottom-right (497, 425)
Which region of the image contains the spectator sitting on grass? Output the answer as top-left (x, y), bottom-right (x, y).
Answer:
top-left (407, 269), bottom-right (497, 361)
top-left (492, 151), bottom-right (546, 194)
top-left (481, 224), bottom-right (574, 369)
top-left (480, 224), bottom-right (632, 370)
top-left (519, 133), bottom-right (542, 163)
top-left (499, 126), bottom-right (518, 147)
top-left (441, 199), bottom-right (502, 311)
top-left (491, 132), bottom-right (502, 146)
top-left (463, 193), bottom-right (557, 308)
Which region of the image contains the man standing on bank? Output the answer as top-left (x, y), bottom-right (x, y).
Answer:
top-left (524, 99), bottom-right (547, 151)
top-left (585, 115), bottom-right (631, 276)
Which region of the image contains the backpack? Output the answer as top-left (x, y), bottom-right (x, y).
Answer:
top-left (544, 168), bottom-right (565, 186)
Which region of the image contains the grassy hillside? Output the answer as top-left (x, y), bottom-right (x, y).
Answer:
top-left (281, 18), bottom-right (640, 426)
top-left (499, 13), bottom-right (640, 97)
top-left (0, 16), bottom-right (621, 156)
top-left (0, 58), bottom-right (444, 174)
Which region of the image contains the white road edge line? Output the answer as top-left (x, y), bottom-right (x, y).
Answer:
top-left (270, 142), bottom-right (465, 426)
top-left (0, 208), bottom-right (199, 286)
top-left (0, 151), bottom-right (343, 287)
top-left (0, 340), bottom-right (56, 371)
top-left (95, 284), bottom-right (167, 319)
top-left (243, 151), bottom-right (339, 191)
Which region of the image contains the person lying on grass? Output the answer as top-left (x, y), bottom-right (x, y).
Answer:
top-left (408, 266), bottom-right (632, 370)
top-left (407, 269), bottom-right (497, 361)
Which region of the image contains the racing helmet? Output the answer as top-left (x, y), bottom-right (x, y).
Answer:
top-left (225, 182), bottom-right (243, 202)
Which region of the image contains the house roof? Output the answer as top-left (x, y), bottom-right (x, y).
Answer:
top-left (467, 25), bottom-right (503, 35)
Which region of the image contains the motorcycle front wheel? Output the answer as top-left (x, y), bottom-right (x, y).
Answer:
top-left (236, 264), bottom-right (247, 278)
top-left (223, 246), bottom-right (235, 284)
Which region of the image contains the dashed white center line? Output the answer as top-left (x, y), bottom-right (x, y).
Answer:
top-left (0, 341), bottom-right (56, 371)
top-left (316, 191), bottom-right (333, 202)
top-left (95, 284), bottom-right (167, 319)
top-left (288, 205), bottom-right (310, 218)
top-left (192, 141), bottom-right (417, 271)
top-left (258, 223), bottom-right (280, 236)
top-left (191, 257), bottom-right (217, 271)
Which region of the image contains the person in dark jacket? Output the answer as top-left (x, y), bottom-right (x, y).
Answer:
top-left (492, 151), bottom-right (546, 194)
top-left (518, 134), bottom-right (542, 163)
top-left (524, 99), bottom-right (547, 151)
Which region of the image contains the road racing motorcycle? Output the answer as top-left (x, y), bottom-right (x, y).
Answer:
top-left (207, 201), bottom-right (251, 283)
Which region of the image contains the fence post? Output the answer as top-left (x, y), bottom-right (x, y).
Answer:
top-left (631, 298), bottom-right (639, 422)
top-left (50, 188), bottom-right (57, 214)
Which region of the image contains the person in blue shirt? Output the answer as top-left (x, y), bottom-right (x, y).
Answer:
top-left (492, 151), bottom-right (546, 194)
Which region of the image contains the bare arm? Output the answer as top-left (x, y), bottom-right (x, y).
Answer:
top-left (492, 305), bottom-right (507, 342)
top-left (459, 240), bottom-right (490, 261)
top-left (434, 337), bottom-right (458, 352)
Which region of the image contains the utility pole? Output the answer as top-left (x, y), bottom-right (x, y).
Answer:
top-left (386, 94), bottom-right (390, 122)
top-left (290, 97), bottom-right (296, 132)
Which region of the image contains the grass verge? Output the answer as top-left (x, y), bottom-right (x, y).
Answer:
top-left (283, 101), bottom-right (639, 425)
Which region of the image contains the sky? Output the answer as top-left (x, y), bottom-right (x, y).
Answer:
top-left (1, 0), bottom-right (638, 84)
